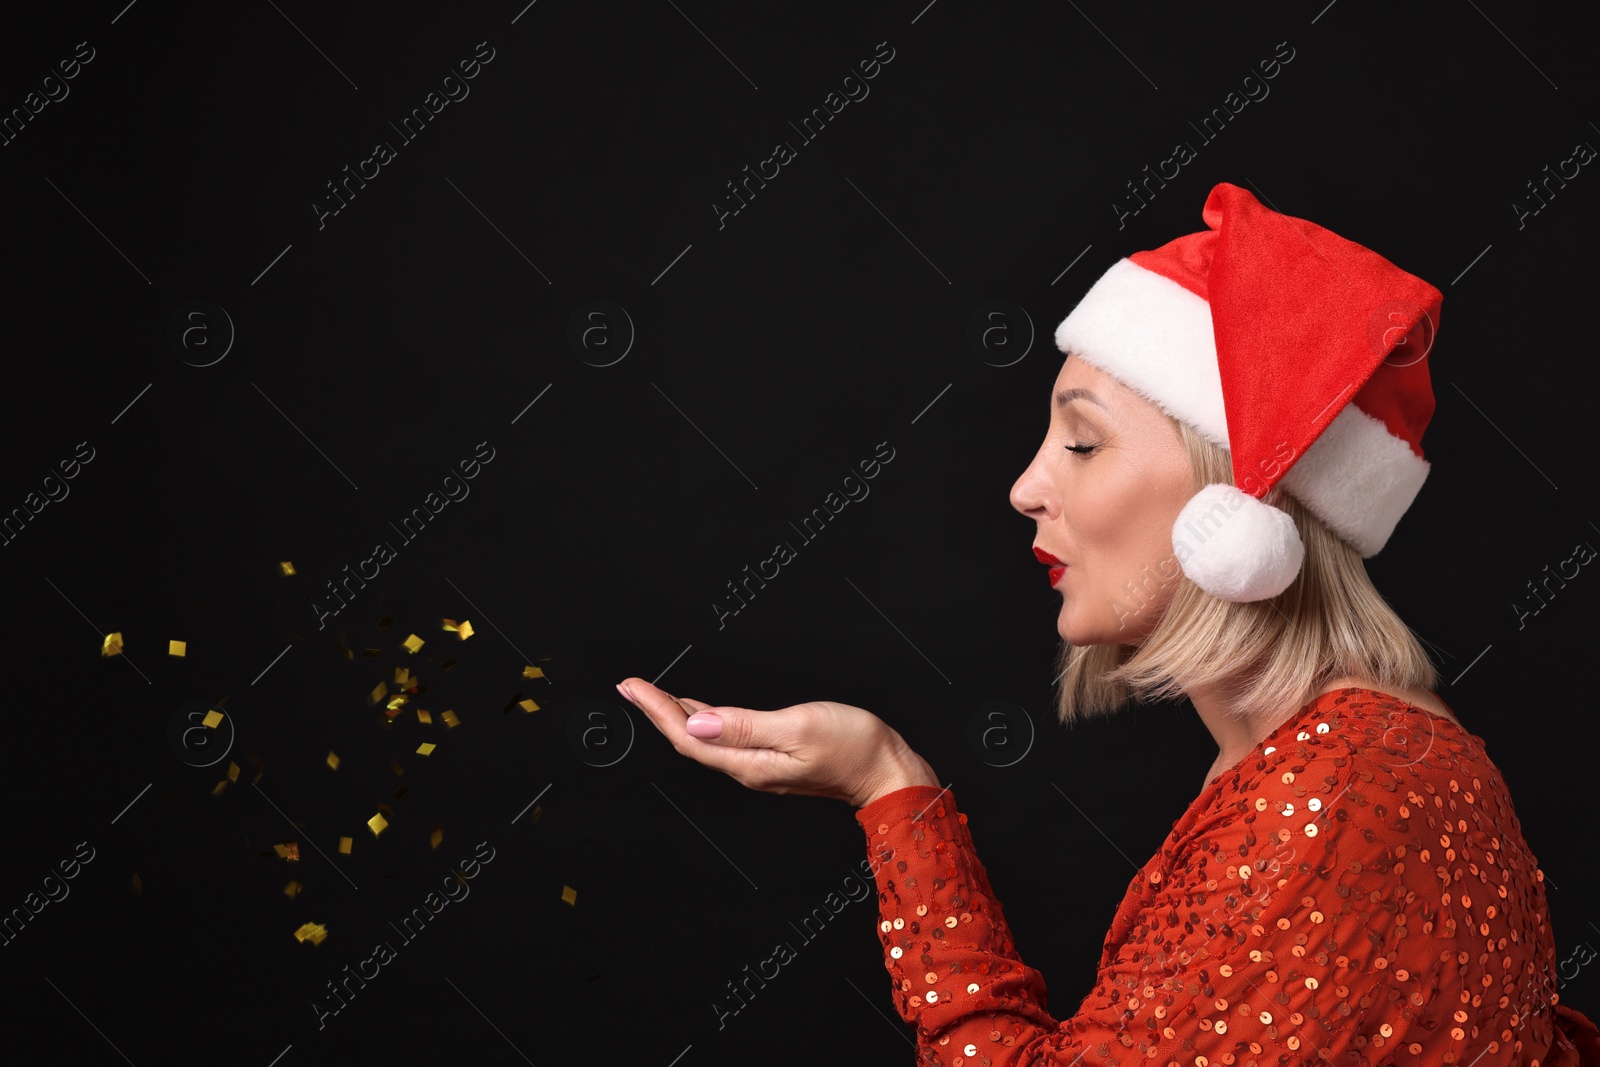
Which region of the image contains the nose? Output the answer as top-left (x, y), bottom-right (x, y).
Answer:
top-left (1009, 446), bottom-right (1050, 519)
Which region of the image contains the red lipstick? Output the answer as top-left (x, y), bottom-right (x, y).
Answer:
top-left (1033, 546), bottom-right (1067, 587)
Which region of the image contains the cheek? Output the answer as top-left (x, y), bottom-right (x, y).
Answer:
top-left (1077, 475), bottom-right (1183, 588)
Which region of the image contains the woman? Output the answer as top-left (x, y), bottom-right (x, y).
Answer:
top-left (619, 183), bottom-right (1600, 1065)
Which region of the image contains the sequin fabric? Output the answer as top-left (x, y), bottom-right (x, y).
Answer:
top-left (856, 687), bottom-right (1600, 1066)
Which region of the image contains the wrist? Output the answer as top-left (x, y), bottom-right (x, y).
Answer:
top-left (856, 745), bottom-right (939, 808)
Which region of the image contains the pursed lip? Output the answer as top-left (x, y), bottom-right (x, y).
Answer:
top-left (1032, 546), bottom-right (1064, 566)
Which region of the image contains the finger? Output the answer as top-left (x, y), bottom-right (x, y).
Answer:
top-left (620, 679), bottom-right (795, 772)
top-left (619, 678), bottom-right (691, 736)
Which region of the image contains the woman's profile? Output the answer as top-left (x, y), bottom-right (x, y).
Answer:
top-left (620, 182), bottom-right (1600, 1065)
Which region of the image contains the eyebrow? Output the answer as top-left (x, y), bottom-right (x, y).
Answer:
top-left (1055, 387), bottom-right (1108, 411)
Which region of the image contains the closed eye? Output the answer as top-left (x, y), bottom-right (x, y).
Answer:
top-left (1064, 443), bottom-right (1097, 455)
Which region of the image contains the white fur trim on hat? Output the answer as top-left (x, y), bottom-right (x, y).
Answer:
top-left (1279, 401), bottom-right (1430, 558)
top-left (1171, 483), bottom-right (1305, 602)
top-left (1053, 257), bottom-right (1230, 448)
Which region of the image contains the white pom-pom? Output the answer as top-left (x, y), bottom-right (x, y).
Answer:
top-left (1170, 483), bottom-right (1304, 602)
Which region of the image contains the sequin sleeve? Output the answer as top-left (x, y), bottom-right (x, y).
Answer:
top-left (855, 718), bottom-right (1598, 1066)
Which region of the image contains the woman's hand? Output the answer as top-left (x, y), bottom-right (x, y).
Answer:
top-left (617, 677), bottom-right (939, 808)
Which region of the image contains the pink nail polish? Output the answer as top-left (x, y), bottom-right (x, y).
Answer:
top-left (685, 713), bottom-right (721, 739)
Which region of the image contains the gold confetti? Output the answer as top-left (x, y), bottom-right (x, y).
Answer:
top-left (391, 761), bottom-right (404, 777)
top-left (274, 841), bottom-right (300, 861)
top-left (442, 618), bottom-right (474, 640)
top-left (393, 785), bottom-right (407, 800)
top-left (101, 632), bottom-right (124, 657)
top-left (529, 806), bottom-right (542, 823)
top-left (394, 666), bottom-right (414, 687)
top-left (293, 921), bottom-right (328, 945)
top-left (226, 761), bottom-right (240, 783)
top-left (212, 779), bottom-right (228, 796)
top-left (338, 836), bottom-right (353, 854)
top-left (416, 742), bottom-right (436, 756)
top-left (518, 698), bottom-right (539, 714)
top-left (416, 709), bottom-right (432, 724)
top-left (402, 634), bottom-right (424, 654)
top-left (279, 561), bottom-right (296, 576)
top-left (386, 693), bottom-right (409, 711)
top-left (284, 879), bottom-right (303, 899)
top-left (561, 885), bottom-right (578, 906)
top-left (362, 647), bottom-right (380, 657)
top-left (523, 665), bottom-right (545, 680)
top-left (169, 640), bottom-right (187, 657)
top-left (201, 709), bottom-right (224, 728)
top-left (326, 751), bottom-right (340, 771)
top-left (367, 813), bottom-right (388, 837)
top-left (430, 824), bottom-right (444, 850)
top-left (441, 710), bottom-right (460, 728)
top-left (441, 658), bottom-right (457, 671)
top-left (368, 680), bottom-right (388, 705)
top-left (377, 616), bottom-right (394, 630)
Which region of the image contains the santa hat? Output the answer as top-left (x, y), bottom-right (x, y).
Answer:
top-left (1053, 182), bottom-right (1442, 603)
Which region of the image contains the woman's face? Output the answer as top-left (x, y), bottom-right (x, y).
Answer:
top-left (1009, 354), bottom-right (1196, 646)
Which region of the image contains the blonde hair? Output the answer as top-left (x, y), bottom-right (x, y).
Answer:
top-left (1054, 416), bottom-right (1439, 727)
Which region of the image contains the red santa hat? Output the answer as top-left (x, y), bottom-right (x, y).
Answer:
top-left (1053, 182), bottom-right (1442, 603)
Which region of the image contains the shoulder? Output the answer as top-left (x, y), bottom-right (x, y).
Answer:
top-left (1179, 690), bottom-right (1503, 887)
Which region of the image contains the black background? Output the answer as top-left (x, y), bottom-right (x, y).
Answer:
top-left (2, 1), bottom-right (1597, 1064)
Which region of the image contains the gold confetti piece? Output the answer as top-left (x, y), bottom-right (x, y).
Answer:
top-left (416, 742), bottom-right (436, 756)
top-left (377, 615), bottom-right (394, 629)
top-left (294, 921), bottom-right (328, 945)
top-left (201, 709), bottom-right (223, 728)
top-left (561, 886), bottom-right (578, 906)
top-left (529, 806), bottom-right (542, 823)
top-left (101, 632), bottom-right (124, 657)
top-left (518, 698), bottom-right (539, 714)
top-left (442, 618), bottom-right (475, 640)
top-left (367, 813), bottom-right (388, 837)
top-left (362, 648), bottom-right (380, 657)
top-left (383, 705), bottom-right (404, 721)
top-left (393, 785), bottom-right (407, 799)
top-left (441, 658), bottom-right (457, 671)
top-left (279, 561), bottom-right (296, 576)
top-left (332, 639), bottom-right (354, 661)
top-left (416, 709), bottom-right (432, 724)
top-left (132, 872), bottom-right (142, 894)
top-left (284, 880), bottom-right (302, 899)
top-left (368, 680), bottom-right (388, 705)
top-left (274, 841), bottom-right (300, 861)
top-left (212, 779), bottom-right (228, 796)
top-left (402, 634), bottom-right (424, 654)
top-left (377, 802), bottom-right (395, 816)
top-left (430, 824), bottom-right (443, 849)
top-left (338, 836), bottom-right (353, 855)
top-left (393, 666), bottom-right (413, 686)
top-left (386, 693), bottom-right (409, 711)
top-left (391, 761), bottom-right (404, 777)
top-left (227, 761), bottom-right (240, 783)
top-left (523, 665), bottom-right (545, 680)
top-left (441, 710), bottom-right (460, 728)
top-left (169, 640), bottom-right (187, 657)
top-left (326, 751), bottom-right (340, 771)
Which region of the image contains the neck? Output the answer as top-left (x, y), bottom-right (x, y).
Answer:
top-left (1187, 677), bottom-right (1299, 781)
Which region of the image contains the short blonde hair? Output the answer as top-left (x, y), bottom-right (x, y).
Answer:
top-left (1053, 416), bottom-right (1439, 727)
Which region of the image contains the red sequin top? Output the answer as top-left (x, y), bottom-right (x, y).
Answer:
top-left (855, 687), bottom-right (1600, 1066)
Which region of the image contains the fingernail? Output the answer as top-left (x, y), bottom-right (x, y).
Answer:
top-left (685, 712), bottom-right (721, 739)
top-left (616, 682), bottom-right (638, 704)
